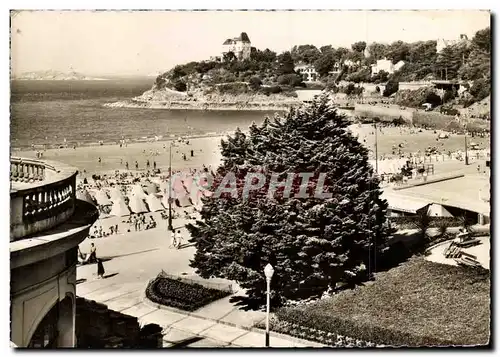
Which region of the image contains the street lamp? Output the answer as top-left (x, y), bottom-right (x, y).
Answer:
top-left (264, 263), bottom-right (274, 347)
top-left (168, 142), bottom-right (174, 231)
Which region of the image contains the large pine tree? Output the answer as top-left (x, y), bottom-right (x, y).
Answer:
top-left (187, 95), bottom-right (392, 308)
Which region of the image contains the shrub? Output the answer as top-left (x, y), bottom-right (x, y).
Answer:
top-left (145, 276), bottom-right (230, 311)
top-left (260, 85), bottom-right (282, 96)
top-left (277, 74), bottom-right (304, 87)
top-left (249, 76), bottom-right (262, 91)
top-left (173, 80), bottom-right (187, 92)
top-left (383, 79), bottom-right (398, 97)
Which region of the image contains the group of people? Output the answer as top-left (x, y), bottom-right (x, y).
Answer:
top-left (126, 213), bottom-right (156, 232)
top-left (89, 224), bottom-right (119, 239)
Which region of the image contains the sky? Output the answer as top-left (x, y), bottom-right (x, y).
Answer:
top-left (10, 10), bottom-right (490, 76)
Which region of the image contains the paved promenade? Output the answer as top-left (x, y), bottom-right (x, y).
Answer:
top-left (77, 224), bottom-right (324, 348)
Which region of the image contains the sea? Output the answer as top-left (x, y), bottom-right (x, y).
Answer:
top-left (10, 78), bottom-right (276, 150)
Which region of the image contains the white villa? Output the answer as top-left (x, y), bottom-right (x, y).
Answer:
top-left (222, 32), bottom-right (252, 60)
top-left (295, 63), bottom-right (318, 82)
top-left (371, 58), bottom-right (405, 76)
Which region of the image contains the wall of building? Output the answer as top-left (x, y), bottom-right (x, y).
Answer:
top-left (10, 250), bottom-right (77, 347)
top-left (75, 298), bottom-right (163, 348)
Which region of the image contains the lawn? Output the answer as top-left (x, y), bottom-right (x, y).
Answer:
top-left (276, 257), bottom-right (490, 346)
top-left (146, 275), bottom-right (231, 312)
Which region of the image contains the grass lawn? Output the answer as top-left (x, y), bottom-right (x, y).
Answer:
top-left (277, 257), bottom-right (490, 346)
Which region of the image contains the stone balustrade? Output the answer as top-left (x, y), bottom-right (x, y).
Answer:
top-left (10, 157), bottom-right (78, 241)
top-left (10, 157), bottom-right (51, 183)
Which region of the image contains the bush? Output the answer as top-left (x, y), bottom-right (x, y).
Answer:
top-left (217, 82), bottom-right (249, 95)
top-left (277, 74), bottom-right (304, 87)
top-left (249, 76), bottom-right (262, 91)
top-left (425, 92), bottom-right (442, 107)
top-left (173, 80), bottom-right (187, 92)
top-left (383, 80), bottom-right (399, 97)
top-left (145, 276), bottom-right (230, 311)
top-left (389, 216), bottom-right (462, 229)
top-left (260, 85), bottom-right (282, 96)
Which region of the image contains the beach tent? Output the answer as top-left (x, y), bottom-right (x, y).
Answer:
top-left (109, 186), bottom-right (126, 201)
top-left (128, 195), bottom-right (149, 214)
top-left (109, 198), bottom-right (131, 217)
top-left (144, 183), bottom-right (159, 195)
top-left (94, 189), bottom-right (112, 206)
top-left (438, 132), bottom-right (449, 139)
top-left (76, 189), bottom-right (96, 205)
top-left (427, 203), bottom-right (453, 217)
top-left (176, 196), bottom-right (193, 208)
top-left (146, 194), bottom-right (165, 212)
top-left (131, 184), bottom-right (148, 199)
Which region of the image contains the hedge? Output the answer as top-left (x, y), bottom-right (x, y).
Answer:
top-left (390, 216), bottom-right (462, 229)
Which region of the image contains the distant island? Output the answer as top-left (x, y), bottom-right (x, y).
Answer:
top-left (13, 70), bottom-right (107, 81)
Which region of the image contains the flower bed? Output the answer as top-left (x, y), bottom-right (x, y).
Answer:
top-left (256, 317), bottom-right (378, 347)
top-left (145, 276), bottom-right (231, 312)
top-left (275, 258), bottom-right (490, 346)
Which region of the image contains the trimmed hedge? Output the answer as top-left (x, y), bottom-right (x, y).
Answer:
top-left (257, 316), bottom-right (378, 347)
top-left (390, 216), bottom-right (462, 229)
top-left (145, 276), bottom-right (230, 311)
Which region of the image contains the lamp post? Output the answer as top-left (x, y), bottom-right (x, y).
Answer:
top-left (264, 263), bottom-right (274, 347)
top-left (167, 142), bottom-right (174, 231)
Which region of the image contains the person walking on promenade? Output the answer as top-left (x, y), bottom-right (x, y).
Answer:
top-left (169, 229), bottom-right (178, 249)
top-left (175, 230), bottom-right (183, 249)
top-left (97, 259), bottom-right (105, 279)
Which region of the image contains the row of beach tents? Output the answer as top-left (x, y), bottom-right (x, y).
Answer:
top-left (77, 181), bottom-right (211, 217)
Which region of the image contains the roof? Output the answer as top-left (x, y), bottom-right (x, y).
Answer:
top-left (382, 192), bottom-right (432, 214)
top-left (222, 38), bottom-right (234, 45)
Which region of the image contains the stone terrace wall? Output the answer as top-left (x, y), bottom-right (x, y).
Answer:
top-left (75, 297), bottom-right (163, 348)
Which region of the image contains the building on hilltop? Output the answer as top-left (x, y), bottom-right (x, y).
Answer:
top-left (10, 157), bottom-right (99, 348)
top-left (295, 63), bottom-right (318, 82)
top-left (371, 58), bottom-right (405, 76)
top-left (436, 34), bottom-right (469, 53)
top-left (222, 32), bottom-right (252, 60)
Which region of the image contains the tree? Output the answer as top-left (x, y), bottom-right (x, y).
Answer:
top-left (314, 53), bottom-right (335, 77)
top-left (223, 51), bottom-right (237, 63)
top-left (351, 41), bottom-right (367, 53)
top-left (173, 80), bottom-right (187, 92)
top-left (291, 44), bottom-right (321, 64)
top-left (367, 43), bottom-right (389, 61)
top-left (471, 27), bottom-right (490, 54)
top-left (277, 74), bottom-right (304, 87)
top-left (386, 41), bottom-right (410, 63)
top-left (277, 51), bottom-right (295, 75)
top-left (383, 78), bottom-right (399, 97)
top-left (187, 95), bottom-right (392, 308)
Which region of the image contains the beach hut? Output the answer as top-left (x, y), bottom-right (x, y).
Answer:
top-left (109, 198), bottom-right (131, 217)
top-left (76, 189), bottom-right (96, 205)
top-left (128, 195), bottom-right (149, 214)
top-left (131, 184), bottom-right (148, 199)
top-left (146, 194), bottom-right (165, 212)
top-left (94, 189), bottom-right (112, 206)
top-left (427, 203), bottom-right (453, 217)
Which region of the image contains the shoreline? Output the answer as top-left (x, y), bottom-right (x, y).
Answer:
top-left (103, 99), bottom-right (297, 112)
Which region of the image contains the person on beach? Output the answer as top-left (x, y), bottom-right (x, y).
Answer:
top-left (98, 157), bottom-right (101, 164)
top-left (153, 161), bottom-right (157, 170)
top-left (135, 161), bottom-right (139, 170)
top-left (146, 160), bottom-right (150, 169)
top-left (125, 162), bottom-right (129, 170)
